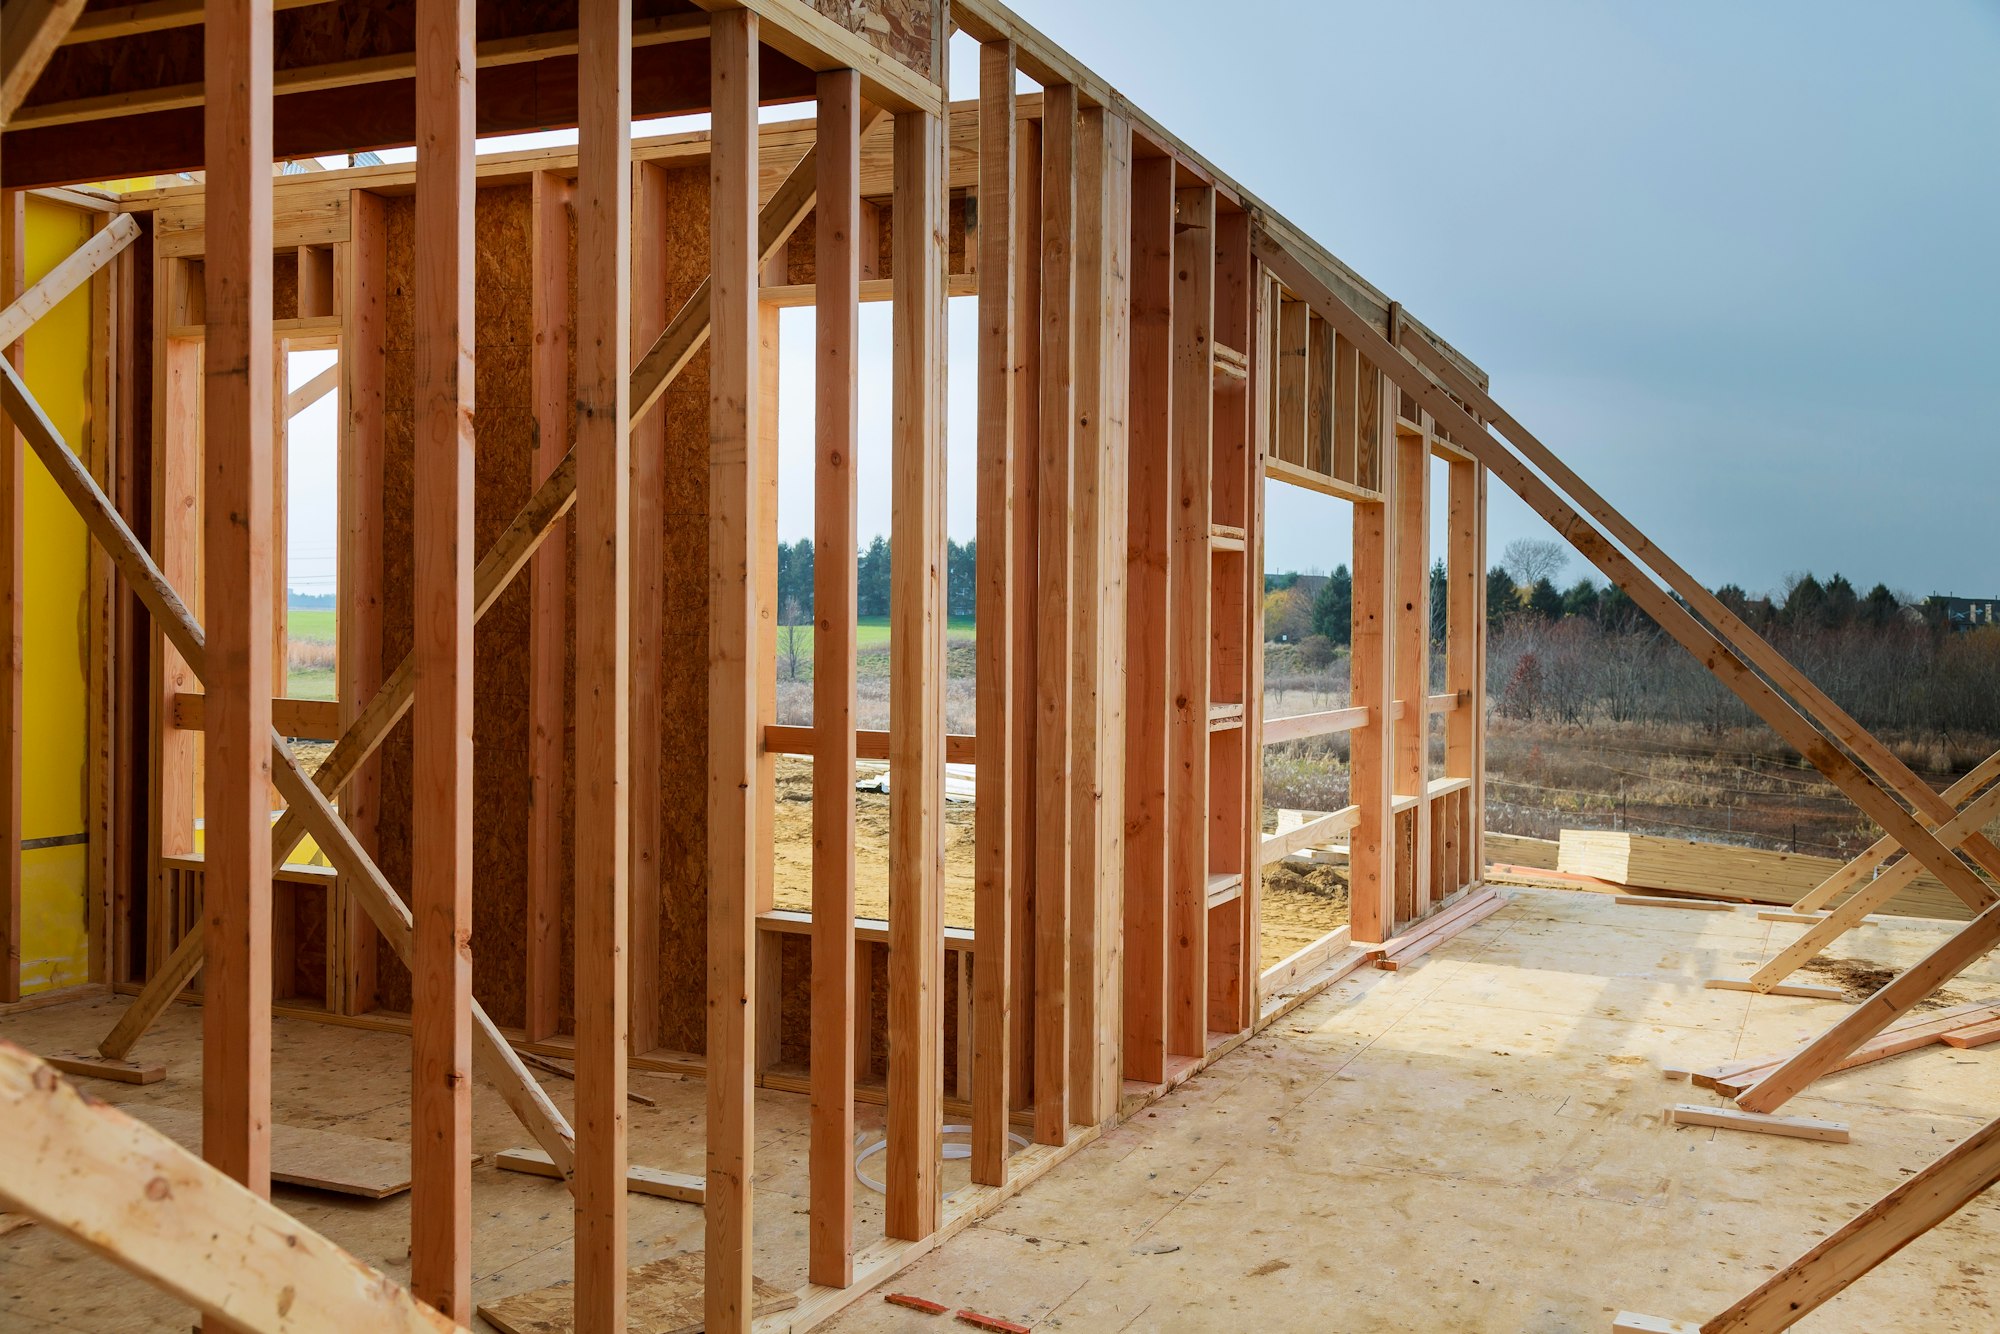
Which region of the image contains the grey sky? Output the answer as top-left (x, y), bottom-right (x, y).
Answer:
top-left (996, 0), bottom-right (2000, 600)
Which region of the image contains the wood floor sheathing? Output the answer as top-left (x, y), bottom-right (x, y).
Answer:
top-left (4, 888), bottom-right (2000, 1331)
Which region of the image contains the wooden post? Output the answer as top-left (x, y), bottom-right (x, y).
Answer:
top-left (200, 0), bottom-right (275, 1232)
top-left (335, 189), bottom-right (386, 1019)
top-left (809, 64), bottom-right (860, 1286)
top-left (1007, 115), bottom-right (1041, 1118)
top-left (1121, 151), bottom-right (1173, 1084)
top-left (1393, 420), bottom-right (1430, 919)
top-left (1069, 104), bottom-right (1129, 1123)
top-left (0, 191), bottom-right (20, 1004)
top-left (887, 102), bottom-right (945, 1242)
top-left (971, 38), bottom-right (1016, 1187)
top-left (524, 169), bottom-right (571, 1043)
top-left (576, 0), bottom-right (632, 1324)
top-left (410, 0), bottom-right (475, 1312)
top-left (628, 160), bottom-right (666, 1057)
top-left (1208, 207), bottom-right (1252, 1035)
top-left (707, 8), bottom-right (758, 1326)
top-left (1349, 366), bottom-right (1396, 945)
top-left (1445, 456), bottom-right (1478, 882)
top-left (1165, 183), bottom-right (1213, 1058)
top-left (1032, 83), bottom-right (1075, 1145)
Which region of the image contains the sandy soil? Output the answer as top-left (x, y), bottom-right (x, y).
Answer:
top-left (768, 756), bottom-right (1347, 969)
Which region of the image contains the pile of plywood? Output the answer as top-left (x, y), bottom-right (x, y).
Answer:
top-left (1557, 829), bottom-right (1973, 921)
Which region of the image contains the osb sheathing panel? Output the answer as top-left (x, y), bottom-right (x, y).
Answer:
top-left (808, 0), bottom-right (945, 82)
top-left (655, 160), bottom-right (712, 1055)
top-left (372, 183), bottom-right (538, 1026)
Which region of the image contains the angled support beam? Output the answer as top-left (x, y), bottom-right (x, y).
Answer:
top-left (1256, 228), bottom-right (2000, 1114)
top-left (0, 1042), bottom-right (460, 1334)
top-left (1696, 1113), bottom-right (2000, 1333)
top-left (1750, 772), bottom-right (2000, 992)
top-left (1788, 746), bottom-right (2000, 915)
top-left (1255, 226), bottom-right (1998, 969)
top-left (0, 210), bottom-right (138, 349)
top-left (282, 359), bottom-right (337, 418)
top-left (0, 0), bottom-right (87, 120)
top-left (85, 109), bottom-right (857, 1064)
top-left (1394, 318), bottom-right (2000, 908)
top-left (0, 358), bottom-right (580, 1178)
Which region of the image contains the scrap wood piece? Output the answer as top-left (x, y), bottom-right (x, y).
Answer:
top-left (0, 1042), bottom-right (455, 1332)
top-left (1692, 999), bottom-right (2000, 1097)
top-left (1375, 888), bottom-right (1505, 970)
top-left (1940, 1016), bottom-right (2000, 1050)
top-left (478, 1251), bottom-right (794, 1334)
top-left (493, 1147), bottom-right (703, 1204)
top-left (956, 1311), bottom-right (1032, 1334)
top-left (41, 1050), bottom-right (165, 1085)
top-left (1703, 979), bottom-right (1848, 1001)
top-left (1759, 910), bottom-right (1829, 925)
top-left (1667, 1103), bottom-right (1850, 1143)
top-left (886, 1292), bottom-right (950, 1314)
top-left (1693, 1112), bottom-right (2000, 1332)
top-left (1615, 895), bottom-right (1733, 912)
top-left (1612, 1316), bottom-right (1699, 1334)
top-left (137, 1105), bottom-right (415, 1199)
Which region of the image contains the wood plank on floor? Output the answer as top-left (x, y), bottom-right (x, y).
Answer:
top-left (134, 1104), bottom-right (413, 1199)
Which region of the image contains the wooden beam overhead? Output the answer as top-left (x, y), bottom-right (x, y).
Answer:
top-left (0, 0), bottom-right (87, 119)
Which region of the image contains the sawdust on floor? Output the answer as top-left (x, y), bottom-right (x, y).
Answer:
top-left (1801, 954), bottom-right (1964, 1010)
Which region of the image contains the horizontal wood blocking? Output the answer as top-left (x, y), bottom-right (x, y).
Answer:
top-left (171, 692), bottom-right (340, 739)
top-left (764, 724), bottom-right (975, 766)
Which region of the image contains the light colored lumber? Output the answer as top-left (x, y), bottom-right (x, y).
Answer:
top-left (1031, 81), bottom-right (1076, 1143)
top-left (1261, 705), bottom-right (1369, 745)
top-left (1392, 424), bottom-right (1431, 920)
top-left (411, 0), bottom-right (478, 1312)
top-left (41, 1051), bottom-right (165, 1084)
top-left (1700, 1113), bottom-right (2000, 1333)
top-left (1791, 747), bottom-right (2000, 913)
top-left (1666, 1104), bottom-right (1850, 1144)
top-left (1347, 363), bottom-right (1395, 944)
top-left (1940, 1017), bottom-right (2000, 1050)
top-left (1612, 1317), bottom-right (1699, 1334)
top-left (887, 103), bottom-right (946, 1241)
top-left (0, 1043), bottom-right (457, 1331)
top-left (0, 212), bottom-right (138, 349)
top-left (705, 11), bottom-right (759, 1327)
top-left (1616, 895), bottom-right (1733, 912)
top-left (1759, 911), bottom-right (1826, 925)
top-left (493, 1149), bottom-right (702, 1205)
top-left (1695, 1000), bottom-right (2000, 1097)
top-left (1704, 980), bottom-right (1848, 1001)
top-left (0, 193), bottom-right (18, 1006)
top-left (137, 1104), bottom-right (414, 1199)
top-left (1121, 149), bottom-right (1174, 1086)
top-left (970, 39), bottom-right (1016, 1192)
top-left (0, 0), bottom-right (86, 119)
top-left (808, 64), bottom-right (860, 1286)
top-left (200, 0), bottom-right (276, 1211)
top-left (1165, 181), bottom-right (1214, 1053)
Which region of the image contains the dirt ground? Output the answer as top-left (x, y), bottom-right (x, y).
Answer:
top-left (768, 756), bottom-right (1348, 969)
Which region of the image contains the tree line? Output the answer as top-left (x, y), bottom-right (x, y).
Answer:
top-left (772, 537), bottom-right (979, 624)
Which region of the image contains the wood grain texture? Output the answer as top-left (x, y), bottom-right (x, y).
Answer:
top-left (705, 9), bottom-right (758, 1327)
top-left (886, 103), bottom-right (945, 1241)
top-left (1392, 425), bottom-right (1430, 922)
top-left (809, 64), bottom-right (860, 1287)
top-left (198, 0), bottom-right (275, 1215)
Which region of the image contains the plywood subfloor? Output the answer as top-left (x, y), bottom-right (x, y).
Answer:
top-left (821, 889), bottom-right (2000, 1333)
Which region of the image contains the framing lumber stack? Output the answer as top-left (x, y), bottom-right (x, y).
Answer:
top-left (1558, 830), bottom-right (1972, 921)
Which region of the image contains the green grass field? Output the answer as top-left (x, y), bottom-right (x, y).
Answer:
top-left (775, 614), bottom-right (975, 656)
top-left (288, 607), bottom-right (336, 642)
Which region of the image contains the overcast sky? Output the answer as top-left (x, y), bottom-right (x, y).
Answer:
top-left (290, 4), bottom-right (1999, 606)
top-left (970, 1), bottom-right (2000, 600)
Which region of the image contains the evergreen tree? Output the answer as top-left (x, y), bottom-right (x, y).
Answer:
top-left (1312, 564), bottom-right (1353, 646)
top-left (1822, 573), bottom-right (1859, 628)
top-left (1860, 582), bottom-right (1901, 629)
top-left (1783, 572), bottom-right (1826, 628)
top-left (1429, 559), bottom-right (1449, 644)
top-left (857, 535), bottom-right (891, 618)
top-left (1487, 566), bottom-right (1519, 628)
top-left (1528, 576), bottom-right (1564, 619)
top-left (1561, 578), bottom-right (1600, 620)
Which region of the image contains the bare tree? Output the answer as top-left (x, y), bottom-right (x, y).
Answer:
top-left (1502, 537), bottom-right (1568, 590)
top-left (780, 595), bottom-right (808, 682)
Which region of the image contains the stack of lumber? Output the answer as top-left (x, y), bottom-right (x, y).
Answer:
top-left (1557, 829), bottom-right (1973, 922)
top-left (1692, 999), bottom-right (2000, 1098)
top-left (1486, 832), bottom-right (1558, 870)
